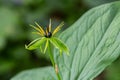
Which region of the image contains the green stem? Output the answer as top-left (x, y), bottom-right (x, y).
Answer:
top-left (48, 41), bottom-right (61, 80)
top-left (48, 41), bottom-right (55, 67)
top-left (56, 73), bottom-right (61, 80)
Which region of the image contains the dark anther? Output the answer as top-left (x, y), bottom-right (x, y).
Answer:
top-left (45, 32), bottom-right (52, 38)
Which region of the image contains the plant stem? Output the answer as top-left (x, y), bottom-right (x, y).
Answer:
top-left (48, 41), bottom-right (61, 80)
top-left (48, 41), bottom-right (55, 67)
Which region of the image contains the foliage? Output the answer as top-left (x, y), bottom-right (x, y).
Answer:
top-left (83, 0), bottom-right (118, 7)
top-left (12, 67), bottom-right (57, 80)
top-left (0, 0), bottom-right (87, 80)
top-left (11, 1), bottom-right (120, 80)
top-left (0, 7), bottom-right (18, 50)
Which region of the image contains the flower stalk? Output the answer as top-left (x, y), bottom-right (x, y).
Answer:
top-left (48, 41), bottom-right (61, 80)
top-left (25, 19), bottom-right (69, 80)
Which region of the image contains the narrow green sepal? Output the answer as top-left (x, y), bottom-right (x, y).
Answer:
top-left (49, 37), bottom-right (69, 55)
top-left (43, 39), bottom-right (49, 54)
top-left (25, 37), bottom-right (47, 51)
top-left (40, 46), bottom-right (44, 53)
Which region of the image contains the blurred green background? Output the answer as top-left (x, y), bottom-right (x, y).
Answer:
top-left (0, 0), bottom-right (120, 80)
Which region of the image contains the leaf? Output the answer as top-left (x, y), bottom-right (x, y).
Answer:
top-left (11, 67), bottom-right (57, 80)
top-left (83, 0), bottom-right (117, 7)
top-left (54, 1), bottom-right (120, 80)
top-left (25, 37), bottom-right (46, 50)
top-left (50, 37), bottom-right (69, 55)
top-left (11, 1), bottom-right (120, 80)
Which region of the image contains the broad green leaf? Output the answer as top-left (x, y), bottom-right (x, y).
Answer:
top-left (11, 1), bottom-right (120, 80)
top-left (25, 37), bottom-right (46, 50)
top-left (83, 0), bottom-right (118, 7)
top-left (11, 67), bottom-right (57, 80)
top-left (50, 37), bottom-right (69, 55)
top-left (54, 1), bottom-right (120, 80)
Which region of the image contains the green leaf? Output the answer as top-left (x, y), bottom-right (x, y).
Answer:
top-left (11, 67), bottom-right (57, 80)
top-left (83, 0), bottom-right (117, 7)
top-left (25, 37), bottom-right (46, 50)
top-left (54, 1), bottom-right (120, 80)
top-left (11, 1), bottom-right (120, 80)
top-left (50, 37), bottom-right (69, 55)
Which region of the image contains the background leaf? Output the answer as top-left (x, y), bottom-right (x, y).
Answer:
top-left (54, 1), bottom-right (120, 80)
top-left (105, 57), bottom-right (120, 80)
top-left (0, 7), bottom-right (18, 50)
top-left (11, 67), bottom-right (57, 80)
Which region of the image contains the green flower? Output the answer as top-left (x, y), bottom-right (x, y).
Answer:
top-left (25, 19), bottom-right (69, 55)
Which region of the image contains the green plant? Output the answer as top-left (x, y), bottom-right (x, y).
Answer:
top-left (25, 19), bottom-right (69, 80)
top-left (11, 1), bottom-right (120, 80)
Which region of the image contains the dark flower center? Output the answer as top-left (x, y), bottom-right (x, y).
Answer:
top-left (45, 32), bottom-right (52, 38)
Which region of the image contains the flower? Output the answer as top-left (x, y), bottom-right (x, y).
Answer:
top-left (25, 19), bottom-right (69, 55)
